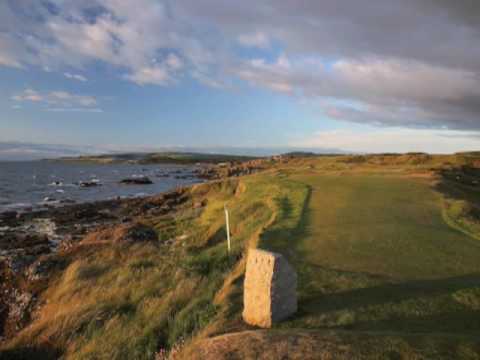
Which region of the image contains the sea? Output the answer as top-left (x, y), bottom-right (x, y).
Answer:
top-left (0, 161), bottom-right (202, 213)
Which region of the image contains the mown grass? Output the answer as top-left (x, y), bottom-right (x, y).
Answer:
top-left (291, 174), bottom-right (480, 279)
top-left (255, 169), bottom-right (480, 346)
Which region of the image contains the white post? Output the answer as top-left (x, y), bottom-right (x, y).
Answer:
top-left (225, 204), bottom-right (231, 254)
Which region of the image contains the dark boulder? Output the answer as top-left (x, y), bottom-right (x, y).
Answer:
top-left (120, 177), bottom-right (153, 185)
top-left (79, 180), bottom-right (102, 188)
top-left (0, 211), bottom-right (18, 225)
top-left (120, 223), bottom-right (158, 243)
top-left (25, 254), bottom-right (63, 282)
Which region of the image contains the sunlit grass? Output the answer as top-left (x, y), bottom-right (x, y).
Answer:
top-left (4, 153), bottom-right (480, 359)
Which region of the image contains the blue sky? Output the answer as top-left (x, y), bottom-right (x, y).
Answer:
top-left (1, 64), bottom-right (334, 148)
top-left (1, 0), bottom-right (480, 157)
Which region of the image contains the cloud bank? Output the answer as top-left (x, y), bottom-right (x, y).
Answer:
top-left (1, 0), bottom-right (480, 131)
top-left (294, 129), bottom-right (480, 154)
top-left (11, 88), bottom-right (102, 112)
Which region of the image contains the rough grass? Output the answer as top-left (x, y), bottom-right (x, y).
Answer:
top-left (185, 329), bottom-right (480, 360)
top-left (1, 174), bottom-right (308, 359)
top-left (4, 153), bottom-right (480, 359)
top-left (1, 179), bottom-right (250, 359)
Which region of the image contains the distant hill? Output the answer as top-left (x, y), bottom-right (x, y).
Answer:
top-left (0, 142), bottom-right (103, 161)
top-left (55, 151), bottom-right (258, 164)
top-left (281, 151), bottom-right (323, 157)
top-left (0, 141), bottom-right (346, 161)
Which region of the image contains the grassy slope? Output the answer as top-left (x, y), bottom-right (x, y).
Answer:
top-left (0, 174), bottom-right (307, 359)
top-left (3, 154), bottom-right (480, 359)
top-left (185, 155), bottom-right (480, 358)
top-left (0, 179), bottom-right (247, 359)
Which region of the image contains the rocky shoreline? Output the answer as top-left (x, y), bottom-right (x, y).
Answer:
top-left (0, 188), bottom-right (192, 341)
top-left (0, 157), bottom-right (271, 343)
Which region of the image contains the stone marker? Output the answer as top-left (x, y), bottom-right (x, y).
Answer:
top-left (243, 249), bottom-right (297, 328)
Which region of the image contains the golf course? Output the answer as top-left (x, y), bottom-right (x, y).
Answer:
top-left (2, 154), bottom-right (480, 359)
top-left (190, 154), bottom-right (480, 358)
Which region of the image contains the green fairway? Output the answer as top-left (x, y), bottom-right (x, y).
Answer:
top-left (295, 174), bottom-right (480, 280)
top-left (261, 172), bottom-right (480, 335)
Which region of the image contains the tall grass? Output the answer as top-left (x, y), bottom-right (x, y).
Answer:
top-left (2, 174), bottom-right (310, 359)
top-left (5, 154), bottom-right (480, 359)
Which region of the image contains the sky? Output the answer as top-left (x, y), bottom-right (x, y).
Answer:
top-left (1, 0), bottom-right (480, 158)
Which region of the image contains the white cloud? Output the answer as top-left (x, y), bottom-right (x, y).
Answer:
top-left (46, 108), bottom-right (103, 113)
top-left (0, 34), bottom-right (24, 68)
top-left (234, 54), bottom-right (480, 129)
top-left (123, 53), bottom-right (185, 85)
top-left (191, 71), bottom-right (226, 89)
top-left (12, 89), bottom-right (98, 108)
top-left (165, 54), bottom-right (184, 70)
top-left (0, 53), bottom-right (22, 68)
top-left (12, 89), bottom-right (43, 102)
top-left (124, 65), bottom-right (171, 86)
top-left (64, 72), bottom-right (87, 82)
top-left (238, 32), bottom-right (270, 48)
top-left (332, 59), bottom-right (480, 103)
top-left (236, 54), bottom-right (296, 93)
top-left (1, 0), bottom-right (480, 131)
top-left (293, 128), bottom-right (480, 154)
top-left (9, 1), bottom-right (204, 87)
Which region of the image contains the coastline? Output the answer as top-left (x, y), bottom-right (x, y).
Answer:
top-left (0, 161), bottom-right (211, 214)
top-left (0, 157), bottom-right (268, 343)
top-left (0, 184), bottom-right (197, 341)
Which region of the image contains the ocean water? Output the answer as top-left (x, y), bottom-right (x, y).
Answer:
top-left (0, 161), bottom-right (201, 213)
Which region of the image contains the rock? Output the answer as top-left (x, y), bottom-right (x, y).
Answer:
top-left (73, 207), bottom-right (100, 220)
top-left (79, 180), bottom-right (101, 188)
top-left (120, 176), bottom-right (153, 185)
top-left (60, 198), bottom-right (76, 204)
top-left (4, 253), bottom-right (36, 275)
top-left (0, 211), bottom-right (18, 222)
top-left (193, 200), bottom-right (208, 209)
top-left (7, 289), bottom-right (33, 332)
top-left (243, 249), bottom-right (297, 328)
top-left (0, 211), bottom-right (19, 227)
top-left (29, 244), bottom-right (51, 256)
top-left (25, 255), bottom-right (62, 282)
top-left (0, 233), bottom-right (49, 251)
top-left (58, 234), bottom-right (75, 251)
top-left (119, 223), bottom-right (157, 243)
